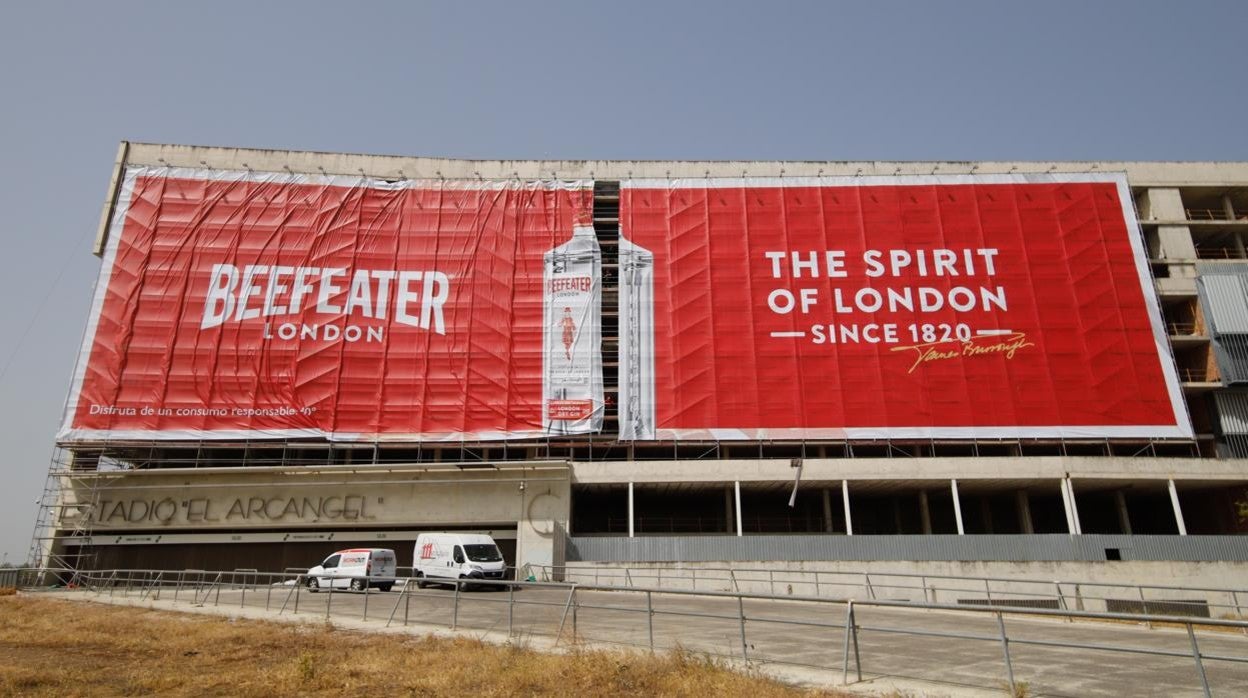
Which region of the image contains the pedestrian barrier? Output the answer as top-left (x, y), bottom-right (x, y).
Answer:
top-left (11, 565), bottom-right (1248, 696)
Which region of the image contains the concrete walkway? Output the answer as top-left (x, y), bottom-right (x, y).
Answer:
top-left (41, 584), bottom-right (1248, 697)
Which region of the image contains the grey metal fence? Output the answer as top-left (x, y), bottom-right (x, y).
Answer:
top-left (12, 566), bottom-right (1248, 696)
top-left (537, 563), bottom-right (1248, 620)
top-left (567, 534), bottom-right (1248, 563)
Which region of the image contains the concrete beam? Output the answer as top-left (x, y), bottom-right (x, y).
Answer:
top-left (122, 143), bottom-right (1248, 187)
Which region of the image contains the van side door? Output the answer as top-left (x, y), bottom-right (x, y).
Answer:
top-left (337, 553), bottom-right (366, 587)
top-left (416, 540), bottom-right (436, 576)
top-left (319, 554), bottom-right (341, 586)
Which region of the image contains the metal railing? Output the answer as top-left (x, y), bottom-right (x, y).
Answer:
top-left (599, 515), bottom-right (843, 534)
top-left (0, 567), bottom-right (45, 589)
top-left (1195, 246), bottom-right (1248, 260)
top-left (281, 565), bottom-right (526, 582)
top-left (1187, 209), bottom-right (1246, 222)
top-left (1179, 367), bottom-right (1217, 382)
top-left (535, 564), bottom-right (1248, 621)
top-left (12, 566), bottom-right (1248, 696)
top-left (1167, 321), bottom-right (1203, 337)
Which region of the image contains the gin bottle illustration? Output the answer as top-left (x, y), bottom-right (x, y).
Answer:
top-left (618, 232), bottom-right (655, 440)
top-left (542, 208), bottom-right (603, 434)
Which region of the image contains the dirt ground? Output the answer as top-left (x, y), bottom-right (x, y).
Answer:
top-left (0, 594), bottom-right (846, 697)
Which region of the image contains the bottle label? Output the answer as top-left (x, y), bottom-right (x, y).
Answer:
top-left (546, 271), bottom-right (594, 417)
top-left (542, 224), bottom-right (603, 434)
top-left (548, 399), bottom-right (592, 420)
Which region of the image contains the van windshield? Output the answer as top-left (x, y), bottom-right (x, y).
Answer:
top-left (463, 544), bottom-right (503, 562)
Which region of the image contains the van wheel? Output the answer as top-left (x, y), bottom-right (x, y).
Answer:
top-left (415, 573), bottom-right (427, 589)
top-left (378, 584), bottom-right (393, 592)
top-left (350, 578), bottom-right (366, 592)
top-left (307, 577), bottom-right (319, 593)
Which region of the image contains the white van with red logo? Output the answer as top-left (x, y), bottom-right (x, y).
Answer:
top-left (305, 548), bottom-right (397, 592)
top-left (413, 533), bottom-right (507, 588)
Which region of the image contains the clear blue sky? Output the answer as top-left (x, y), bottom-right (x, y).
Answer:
top-left (1, 1), bottom-right (1246, 562)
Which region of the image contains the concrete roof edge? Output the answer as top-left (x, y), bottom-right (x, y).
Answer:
top-left (120, 142), bottom-right (1248, 184)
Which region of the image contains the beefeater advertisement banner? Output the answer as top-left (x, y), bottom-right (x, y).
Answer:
top-left (60, 167), bottom-right (603, 442)
top-left (617, 173), bottom-right (1191, 440)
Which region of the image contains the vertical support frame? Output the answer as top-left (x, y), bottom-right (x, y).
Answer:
top-left (1169, 478), bottom-right (1188, 536)
top-left (842, 480), bottom-right (853, 536)
top-left (734, 481), bottom-right (743, 537)
top-left (951, 479), bottom-right (965, 535)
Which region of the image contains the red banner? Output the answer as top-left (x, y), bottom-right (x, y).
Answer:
top-left (617, 174), bottom-right (1190, 440)
top-left (60, 167), bottom-right (603, 441)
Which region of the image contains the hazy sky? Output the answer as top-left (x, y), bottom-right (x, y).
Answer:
top-left (2, 1), bottom-right (1247, 563)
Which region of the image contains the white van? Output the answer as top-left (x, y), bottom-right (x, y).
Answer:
top-left (413, 533), bottom-right (507, 588)
top-left (305, 548), bottom-right (397, 592)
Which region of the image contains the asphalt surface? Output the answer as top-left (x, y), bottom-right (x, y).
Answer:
top-left (69, 581), bottom-right (1248, 696)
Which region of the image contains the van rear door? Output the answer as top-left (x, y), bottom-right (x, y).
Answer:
top-left (373, 549), bottom-right (397, 578)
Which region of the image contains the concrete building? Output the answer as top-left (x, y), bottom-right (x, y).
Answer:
top-left (31, 143), bottom-right (1248, 587)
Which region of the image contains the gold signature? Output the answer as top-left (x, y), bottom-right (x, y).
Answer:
top-left (890, 332), bottom-right (1035, 374)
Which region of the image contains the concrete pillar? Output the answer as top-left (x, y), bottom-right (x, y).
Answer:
top-left (950, 479), bottom-right (965, 535)
top-left (822, 488), bottom-right (834, 533)
top-left (979, 497), bottom-right (994, 534)
top-left (514, 481), bottom-right (571, 575)
top-left (1136, 188), bottom-right (1186, 221)
top-left (1228, 193), bottom-right (1247, 255)
top-left (841, 480), bottom-right (853, 536)
top-left (1137, 187), bottom-right (1196, 276)
top-left (734, 480), bottom-right (743, 537)
top-left (627, 481), bottom-right (635, 538)
top-left (1060, 478), bottom-right (1083, 535)
top-left (1157, 225), bottom-right (1198, 262)
top-left (1168, 479), bottom-right (1188, 536)
top-left (1060, 479), bottom-right (1075, 533)
top-left (919, 490), bottom-right (932, 534)
top-left (1115, 490), bottom-right (1133, 535)
top-left (1067, 479), bottom-right (1083, 535)
top-left (1016, 490), bottom-right (1034, 534)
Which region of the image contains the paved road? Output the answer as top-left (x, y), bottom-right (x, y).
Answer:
top-left (72, 581), bottom-right (1248, 696)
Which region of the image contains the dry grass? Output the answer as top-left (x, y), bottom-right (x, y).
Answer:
top-left (0, 596), bottom-right (844, 697)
